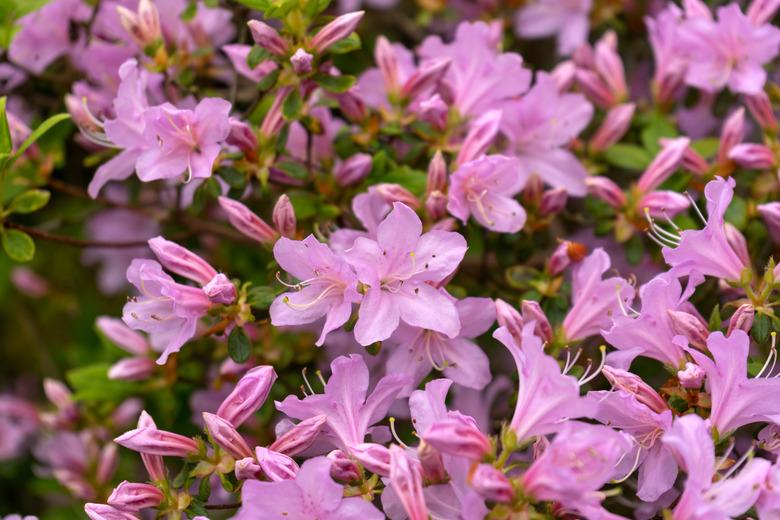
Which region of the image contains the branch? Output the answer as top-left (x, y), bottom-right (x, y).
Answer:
top-left (3, 222), bottom-right (152, 248)
top-left (204, 503), bottom-right (240, 510)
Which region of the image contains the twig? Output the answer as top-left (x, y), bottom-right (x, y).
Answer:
top-left (204, 503), bottom-right (241, 510)
top-left (3, 221), bottom-right (152, 248)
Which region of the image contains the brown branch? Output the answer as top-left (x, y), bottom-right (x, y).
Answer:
top-left (3, 221), bottom-right (152, 248)
top-left (204, 503), bottom-right (240, 510)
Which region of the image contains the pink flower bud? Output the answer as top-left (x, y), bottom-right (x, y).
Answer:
top-left (116, 0), bottom-right (160, 46)
top-left (336, 91), bottom-right (367, 122)
top-left (311, 11), bottom-right (364, 53)
top-left (423, 412), bottom-right (490, 461)
top-left (290, 48), bottom-right (313, 74)
top-left (43, 379), bottom-right (72, 410)
top-left (203, 413), bottom-right (253, 460)
top-left (727, 304), bottom-right (755, 336)
top-left (401, 58), bottom-right (451, 99)
top-left (590, 103), bottom-right (635, 152)
top-left (56, 469), bottom-right (96, 500)
top-left (247, 20), bottom-right (287, 55)
top-left (718, 108), bottom-right (745, 165)
top-left (269, 414), bottom-right (327, 456)
top-left (202, 273), bottom-right (237, 305)
top-left (108, 481), bottom-right (164, 511)
top-left (745, 92), bottom-right (778, 131)
top-left (260, 86), bottom-right (290, 137)
top-left (638, 190), bottom-right (690, 219)
top-left (97, 317), bottom-right (149, 355)
top-left (114, 427), bottom-right (198, 457)
top-left (677, 362), bottom-right (705, 389)
top-left (470, 463), bottom-right (514, 503)
top-left (495, 299), bottom-right (523, 342)
top-left (724, 223), bottom-right (750, 267)
top-left (108, 358), bottom-right (155, 381)
top-left (97, 443), bottom-right (119, 485)
top-left (389, 445), bottom-right (428, 520)
top-left (417, 440), bottom-right (446, 482)
top-left (667, 310), bottom-right (709, 351)
top-left (148, 237), bottom-right (217, 286)
top-left (426, 151), bottom-right (447, 196)
top-left (729, 143), bottom-right (776, 169)
top-left (637, 137), bottom-right (690, 193)
top-left (521, 300), bottom-right (553, 343)
top-left (227, 118), bottom-right (258, 158)
top-left (375, 183), bottom-right (419, 208)
top-left (112, 398), bottom-right (143, 426)
top-left (586, 176), bottom-right (626, 208)
top-left (546, 242), bottom-right (571, 276)
top-left (602, 366), bottom-right (668, 413)
top-left (218, 196), bottom-right (278, 244)
top-left (539, 187), bottom-right (568, 216)
top-left (747, 0), bottom-right (780, 24)
top-left (681, 145), bottom-right (709, 176)
top-left (431, 217), bottom-right (457, 231)
top-left (85, 503), bottom-right (139, 520)
top-left (352, 442), bottom-right (391, 476)
top-left (575, 68), bottom-right (613, 108)
top-left (235, 456), bottom-right (263, 480)
top-left (456, 110), bottom-right (501, 166)
top-left (334, 153), bottom-right (372, 186)
top-left (375, 36), bottom-right (399, 91)
top-left (272, 194), bottom-right (296, 239)
top-left (11, 267), bottom-right (49, 297)
top-left (327, 449), bottom-right (361, 481)
top-left (136, 412), bottom-right (165, 481)
top-left (759, 202), bottom-right (780, 242)
top-left (549, 60), bottom-right (576, 91)
top-left (594, 31), bottom-right (627, 102)
top-left (425, 191), bottom-right (448, 221)
top-left (419, 94), bottom-right (448, 130)
top-left (216, 365), bottom-right (277, 427)
top-left (255, 446), bottom-right (299, 481)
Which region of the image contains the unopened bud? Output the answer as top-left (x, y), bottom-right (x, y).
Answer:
top-left (114, 427), bottom-right (198, 457)
top-left (109, 358), bottom-right (155, 381)
top-left (425, 191), bottom-right (448, 221)
top-left (43, 379), bottom-right (72, 410)
top-left (255, 447), bottom-right (299, 481)
top-left (759, 202), bottom-right (780, 242)
top-left (586, 176), bottom-right (626, 208)
top-left (375, 183), bottom-right (419, 208)
top-left (235, 457), bottom-right (263, 480)
top-left (745, 92), bottom-right (778, 131)
top-left (227, 118), bottom-right (258, 159)
top-left (495, 299), bottom-right (523, 342)
top-left (375, 36), bottom-right (399, 91)
top-left (217, 366), bottom-right (277, 427)
top-left (417, 440), bottom-right (446, 482)
top-left (590, 103), bottom-right (634, 152)
top-left (336, 92), bottom-right (367, 122)
top-left (667, 310), bottom-right (709, 351)
top-left (718, 108), bottom-right (745, 166)
top-left (85, 503), bottom-right (139, 520)
top-left (729, 143), bottom-right (776, 169)
top-left (148, 237), bottom-right (217, 286)
top-left (677, 362), bottom-right (705, 389)
top-left (521, 300), bottom-right (553, 343)
top-left (97, 317), bottom-right (149, 355)
top-left (539, 187), bottom-right (568, 216)
top-left (575, 68), bottom-right (613, 108)
top-left (747, 0), bottom-right (780, 25)
top-left (311, 11), bottom-right (364, 53)
top-left (108, 481), bottom-right (164, 512)
top-left (203, 412), bottom-right (253, 460)
top-left (426, 151), bottom-right (447, 195)
top-left (637, 137), bottom-right (689, 193)
top-left (602, 365), bottom-right (668, 413)
top-left (727, 304), bottom-right (755, 335)
top-left (550, 60), bottom-right (576, 91)
top-left (470, 463), bottom-right (514, 503)
top-left (419, 94), bottom-right (448, 130)
top-left (203, 273), bottom-right (237, 305)
top-left (247, 20), bottom-right (288, 55)
top-left (401, 58), bottom-right (450, 100)
top-left (269, 415), bottom-right (327, 456)
top-left (218, 196), bottom-right (278, 244)
top-left (272, 194), bottom-right (296, 238)
top-left (638, 190), bottom-right (690, 219)
top-left (456, 110), bottom-right (501, 166)
top-left (334, 153), bottom-right (372, 186)
top-left (290, 48), bottom-right (313, 74)
top-left (327, 449), bottom-right (360, 481)
top-left (97, 443), bottom-right (119, 485)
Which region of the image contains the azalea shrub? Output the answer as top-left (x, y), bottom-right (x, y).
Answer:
top-left (4, 0), bottom-right (780, 518)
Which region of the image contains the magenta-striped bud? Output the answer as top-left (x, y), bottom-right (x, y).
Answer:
top-left (681, 145), bottom-right (709, 176)
top-left (97, 443), bottom-right (119, 485)
top-left (311, 11), bottom-right (364, 53)
top-left (272, 194), bottom-right (296, 239)
top-left (401, 58), bottom-right (450, 99)
top-left (729, 143), bottom-right (776, 169)
top-left (115, 427), bottom-right (198, 458)
top-left (521, 300), bottom-right (553, 343)
top-left (203, 412), bottom-right (253, 460)
top-left (109, 358), bottom-right (155, 381)
top-left (227, 118), bottom-right (258, 159)
top-left (148, 237), bottom-right (216, 286)
top-left (375, 183), bottom-right (419, 209)
top-left (97, 317), bottom-right (149, 355)
top-left (352, 442), bottom-right (391, 476)
top-left (290, 48), bottom-right (313, 74)
top-left (423, 412), bottom-right (490, 461)
top-left (419, 94), bottom-right (448, 130)
top-left (470, 463), bottom-right (514, 503)
top-left (336, 91), bottom-right (367, 122)
top-left (602, 366), bottom-right (668, 413)
top-left (389, 445), bottom-right (428, 520)
top-left (456, 110), bottom-right (501, 166)
top-left (375, 36), bottom-right (399, 91)
top-left (547, 242), bottom-right (571, 276)
top-left (747, 0), bottom-right (780, 24)
top-left (217, 365), bottom-right (277, 427)
top-left (269, 414), bottom-right (326, 456)
top-left (745, 92), bottom-right (778, 131)
top-left (327, 449), bottom-right (360, 482)
top-left (256, 447), bottom-right (299, 481)
top-left (247, 20), bottom-right (287, 56)
top-left (218, 196), bottom-right (278, 244)
top-left (260, 86), bottom-right (290, 137)
top-left (677, 362), bottom-right (705, 389)
top-left (539, 187), bottom-right (568, 217)
top-left (108, 481), bottom-right (164, 511)
top-left (495, 299), bottom-right (524, 342)
top-left (235, 456), bottom-right (263, 480)
top-left (718, 108), bottom-right (745, 166)
top-left (586, 176), bottom-right (626, 208)
top-left (334, 153), bottom-right (372, 186)
top-left (425, 191), bottom-right (448, 221)
top-left (590, 103), bottom-right (634, 152)
top-left (727, 304), bottom-right (755, 336)
top-left (85, 503), bottom-right (139, 520)
top-left (426, 151), bottom-right (447, 196)
top-left (637, 137), bottom-right (689, 193)
top-left (550, 60), bottom-right (576, 91)
top-left (667, 310), bottom-right (709, 351)
top-left (638, 190), bottom-right (690, 219)
top-left (575, 68), bottom-right (613, 108)
top-left (203, 273), bottom-right (237, 305)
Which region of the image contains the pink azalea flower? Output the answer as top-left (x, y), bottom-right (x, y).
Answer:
top-left (678, 3), bottom-right (780, 95)
top-left (344, 202), bottom-right (467, 346)
top-left (417, 21), bottom-right (531, 118)
top-left (447, 155), bottom-right (528, 233)
top-left (562, 247), bottom-right (634, 342)
top-left (501, 72), bottom-right (593, 196)
top-left (269, 235), bottom-right (361, 346)
top-left (385, 297), bottom-right (495, 392)
top-left (276, 355), bottom-right (409, 452)
top-left (329, 188), bottom-right (391, 253)
top-left (645, 5), bottom-right (686, 105)
top-left (513, 0), bottom-right (593, 56)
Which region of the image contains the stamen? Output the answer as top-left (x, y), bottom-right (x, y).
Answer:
top-left (661, 210), bottom-right (681, 231)
top-left (389, 417), bottom-right (409, 449)
top-left (563, 348), bottom-right (582, 375)
top-left (715, 438), bottom-right (736, 471)
top-left (276, 271), bottom-right (306, 290)
top-left (424, 333), bottom-right (446, 371)
top-left (615, 285), bottom-right (638, 317)
top-left (756, 332), bottom-right (777, 378)
top-left (302, 367), bottom-right (315, 395)
top-left (579, 346), bottom-right (607, 386)
top-left (643, 208), bottom-right (681, 247)
top-left (720, 445), bottom-right (754, 481)
top-left (315, 370), bottom-right (327, 388)
top-left (612, 445), bottom-right (642, 483)
top-left (283, 285), bottom-right (337, 310)
top-left (686, 191), bottom-right (707, 225)
top-left (467, 189), bottom-right (496, 226)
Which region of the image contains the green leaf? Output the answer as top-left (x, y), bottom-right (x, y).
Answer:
top-left (234, 0), bottom-right (270, 8)
top-left (287, 190), bottom-right (319, 219)
top-left (180, 0), bottom-right (197, 20)
top-left (66, 363), bottom-right (142, 403)
top-left (752, 312), bottom-right (771, 343)
top-left (691, 137), bottom-right (720, 159)
top-left (328, 33), bottom-right (361, 54)
top-left (247, 46), bottom-right (271, 69)
top-left (640, 114), bottom-right (677, 155)
top-left (276, 160), bottom-right (308, 180)
top-left (603, 144), bottom-right (652, 171)
top-left (2, 228), bottom-right (34, 262)
top-left (15, 113), bottom-right (70, 157)
top-left (228, 327), bottom-right (251, 363)
top-left (282, 89), bottom-right (303, 121)
top-left (0, 97), bottom-right (11, 155)
top-left (313, 74), bottom-right (356, 93)
top-left (247, 286), bottom-right (277, 309)
top-left (708, 304), bottom-right (722, 332)
top-left (8, 189), bottom-right (50, 214)
top-left (257, 69), bottom-right (280, 91)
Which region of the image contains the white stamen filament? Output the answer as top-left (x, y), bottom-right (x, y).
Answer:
top-left (720, 445), bottom-right (754, 481)
top-left (301, 367), bottom-right (315, 395)
top-left (756, 332), bottom-right (777, 378)
top-left (579, 346), bottom-right (607, 386)
top-left (612, 445), bottom-right (643, 484)
top-left (686, 191), bottom-right (707, 225)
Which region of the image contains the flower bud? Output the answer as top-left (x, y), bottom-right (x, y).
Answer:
top-left (116, 0), bottom-right (160, 47)
top-left (417, 440), bottom-right (446, 482)
top-left (290, 48), bottom-right (313, 74)
top-left (218, 196), bottom-right (278, 244)
top-left (546, 242), bottom-right (571, 276)
top-left (114, 427), bottom-right (198, 458)
top-left (667, 310), bottom-right (709, 351)
top-left (97, 317), bottom-right (149, 355)
top-left (226, 118), bottom-right (258, 159)
top-left (389, 445), bottom-right (428, 520)
top-left (550, 60), bottom-right (576, 91)
top-left (203, 273), bottom-right (237, 305)
top-left (495, 299), bottom-right (523, 342)
top-left (56, 469), bottom-right (95, 500)
top-left (745, 92), bottom-right (778, 131)
top-left (112, 398), bottom-right (143, 426)
top-left (590, 103), bottom-right (634, 152)
top-left (135, 412), bottom-right (165, 481)
top-left (677, 362), bottom-right (705, 389)
top-left (10, 267), bottom-right (48, 297)
top-left (235, 457), bottom-right (263, 480)
top-left (148, 237), bottom-right (217, 286)
top-left (425, 191), bottom-right (448, 221)
top-left (539, 187), bottom-right (568, 216)
top-left (311, 11), bottom-right (364, 53)
top-left (260, 86), bottom-right (289, 137)
top-left (718, 108), bottom-right (745, 165)
top-left (97, 443), bottom-right (119, 485)
top-left (269, 415), bottom-right (327, 456)
top-left (759, 202), bottom-right (780, 242)
top-left (638, 190), bottom-right (690, 219)
top-left (203, 413), bottom-right (253, 460)
top-left (586, 176), bottom-right (626, 208)
top-left (334, 153), bottom-right (372, 186)
top-left (747, 0), bottom-right (780, 24)
top-left (724, 223), bottom-right (750, 267)
top-left (681, 145), bottom-right (709, 176)
top-left (327, 449), bottom-right (360, 481)
top-left (247, 20), bottom-right (287, 55)
top-left (426, 151), bottom-right (447, 196)
top-left (602, 366), bottom-right (668, 413)
top-left (217, 365), bottom-right (277, 427)
top-left (336, 91), bottom-right (367, 122)
top-left (272, 194), bottom-right (296, 238)
top-left (85, 503), bottom-right (139, 520)
top-left (108, 481), bottom-right (164, 511)
top-left (375, 36), bottom-right (399, 91)
top-left (594, 31), bottom-right (627, 103)
top-left (470, 463), bottom-right (514, 503)
top-left (456, 110), bottom-right (501, 166)
top-left (575, 68), bottom-right (613, 108)
top-left (423, 412), bottom-right (490, 461)
top-left (419, 94), bottom-right (448, 130)
top-left (375, 183), bottom-right (419, 208)
top-left (109, 358), bottom-right (155, 381)
top-left (401, 58), bottom-right (450, 100)
top-left (352, 443), bottom-right (391, 476)
top-left (521, 300), bottom-right (553, 343)
top-left (728, 143), bottom-right (776, 169)
top-left (637, 137), bottom-right (689, 193)
top-left (255, 447), bottom-right (299, 481)
top-left (43, 379), bottom-right (72, 410)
